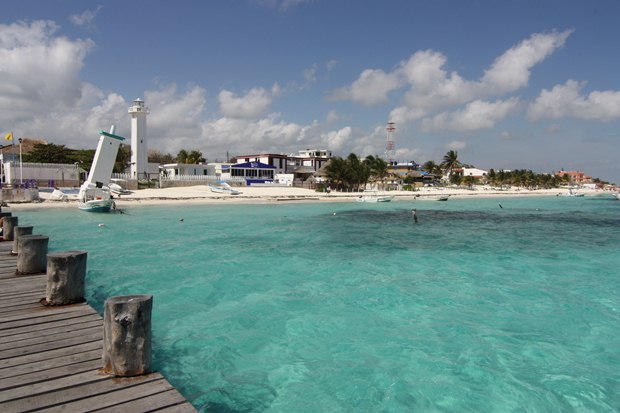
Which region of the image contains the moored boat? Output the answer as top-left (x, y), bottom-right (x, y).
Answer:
top-left (209, 182), bottom-right (242, 195)
top-left (356, 190), bottom-right (393, 203)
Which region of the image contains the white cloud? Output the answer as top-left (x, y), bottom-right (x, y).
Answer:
top-left (69, 6), bottom-right (103, 28)
top-left (332, 30), bottom-right (571, 132)
top-left (445, 140), bottom-right (467, 151)
top-left (422, 98), bottom-right (520, 132)
top-left (528, 79), bottom-right (620, 121)
top-left (218, 85), bottom-right (279, 119)
top-left (322, 126), bottom-right (352, 152)
top-left (0, 20), bottom-right (94, 119)
top-left (481, 30), bottom-right (572, 93)
top-left (329, 68), bottom-right (402, 106)
top-left (255, 0), bottom-right (314, 12)
top-left (302, 64), bottom-right (317, 84)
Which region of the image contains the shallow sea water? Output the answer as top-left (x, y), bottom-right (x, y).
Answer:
top-left (16, 196), bottom-right (620, 412)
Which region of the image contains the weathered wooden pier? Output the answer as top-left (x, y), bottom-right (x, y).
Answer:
top-left (0, 236), bottom-right (197, 412)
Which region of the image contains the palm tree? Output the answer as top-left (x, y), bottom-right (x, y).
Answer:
top-left (364, 155), bottom-right (389, 190)
top-left (325, 157), bottom-right (348, 190)
top-left (441, 150), bottom-right (460, 175)
top-left (176, 149), bottom-right (204, 164)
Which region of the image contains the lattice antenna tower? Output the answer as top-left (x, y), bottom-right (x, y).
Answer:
top-left (385, 121), bottom-right (396, 164)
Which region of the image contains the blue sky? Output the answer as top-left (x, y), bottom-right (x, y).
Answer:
top-left (1, 0), bottom-right (619, 183)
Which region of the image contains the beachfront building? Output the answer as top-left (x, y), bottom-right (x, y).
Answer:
top-left (555, 170), bottom-right (592, 185)
top-left (388, 161), bottom-right (421, 177)
top-left (160, 163), bottom-right (210, 178)
top-left (227, 161), bottom-right (276, 185)
top-left (287, 149), bottom-right (332, 173)
top-left (231, 154), bottom-right (288, 175)
top-left (1, 161), bottom-right (84, 187)
top-left (462, 168), bottom-right (488, 178)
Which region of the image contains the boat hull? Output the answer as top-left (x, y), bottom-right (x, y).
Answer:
top-left (78, 199), bottom-right (114, 212)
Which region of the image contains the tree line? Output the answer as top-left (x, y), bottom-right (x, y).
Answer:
top-left (22, 143), bottom-right (204, 174)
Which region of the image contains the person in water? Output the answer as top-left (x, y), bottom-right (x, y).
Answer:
top-left (412, 209), bottom-right (418, 223)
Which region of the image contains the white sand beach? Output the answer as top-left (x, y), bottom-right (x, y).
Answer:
top-left (7, 185), bottom-right (608, 211)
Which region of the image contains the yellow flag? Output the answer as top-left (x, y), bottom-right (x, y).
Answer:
top-left (4, 132), bottom-right (12, 141)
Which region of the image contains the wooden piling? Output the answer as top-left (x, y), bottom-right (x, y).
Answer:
top-left (102, 295), bottom-right (153, 377)
top-left (3, 216), bottom-right (18, 241)
top-left (16, 234), bottom-right (49, 275)
top-left (11, 225), bottom-right (33, 255)
top-left (45, 250), bottom-right (87, 306)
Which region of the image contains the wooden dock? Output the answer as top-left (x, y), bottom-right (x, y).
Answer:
top-left (0, 242), bottom-right (197, 412)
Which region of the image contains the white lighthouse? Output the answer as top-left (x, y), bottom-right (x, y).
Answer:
top-left (128, 98), bottom-right (149, 179)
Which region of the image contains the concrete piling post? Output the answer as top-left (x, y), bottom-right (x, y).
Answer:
top-left (3, 216), bottom-right (18, 241)
top-left (12, 225), bottom-right (34, 255)
top-left (45, 251), bottom-right (87, 305)
top-left (16, 235), bottom-right (49, 275)
top-left (102, 295), bottom-right (153, 376)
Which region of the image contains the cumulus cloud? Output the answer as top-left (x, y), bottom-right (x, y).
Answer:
top-left (329, 68), bottom-right (402, 106)
top-left (332, 30), bottom-right (572, 132)
top-left (528, 80), bottom-right (620, 121)
top-left (481, 30), bottom-right (572, 93)
top-left (422, 98), bottom-right (520, 132)
top-left (0, 20), bottom-right (94, 118)
top-left (218, 84), bottom-right (280, 119)
top-left (69, 6), bottom-right (103, 28)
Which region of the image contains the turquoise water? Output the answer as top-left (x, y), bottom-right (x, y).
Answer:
top-left (15, 196), bottom-right (620, 412)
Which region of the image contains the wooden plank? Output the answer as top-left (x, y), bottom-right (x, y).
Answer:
top-left (0, 313), bottom-right (102, 339)
top-left (94, 388), bottom-right (191, 413)
top-left (0, 349), bottom-right (101, 379)
top-left (0, 359), bottom-right (102, 396)
top-left (0, 304), bottom-right (97, 327)
top-left (0, 373), bottom-right (164, 413)
top-left (0, 328), bottom-right (102, 359)
top-left (0, 319), bottom-right (102, 347)
top-left (35, 378), bottom-right (176, 413)
top-left (0, 340), bottom-right (102, 369)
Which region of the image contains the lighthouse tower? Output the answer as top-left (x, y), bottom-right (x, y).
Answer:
top-left (385, 121), bottom-right (396, 165)
top-left (128, 98), bottom-right (150, 179)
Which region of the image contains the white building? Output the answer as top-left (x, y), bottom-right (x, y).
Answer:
top-left (462, 168), bottom-right (488, 178)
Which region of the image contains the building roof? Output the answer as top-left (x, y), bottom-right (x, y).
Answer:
top-left (230, 161), bottom-right (276, 169)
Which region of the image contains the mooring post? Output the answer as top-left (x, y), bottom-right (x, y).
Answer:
top-left (45, 251), bottom-right (87, 306)
top-left (3, 216), bottom-right (18, 241)
top-left (102, 295), bottom-right (153, 376)
top-left (16, 235), bottom-right (49, 275)
top-left (12, 225), bottom-right (33, 255)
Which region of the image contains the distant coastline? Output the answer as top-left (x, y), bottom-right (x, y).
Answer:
top-left (8, 185), bottom-right (614, 211)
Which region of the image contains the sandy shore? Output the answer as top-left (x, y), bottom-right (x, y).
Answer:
top-left (6, 185), bottom-right (609, 211)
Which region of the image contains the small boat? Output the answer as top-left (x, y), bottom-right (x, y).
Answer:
top-left (558, 189), bottom-right (585, 197)
top-left (209, 182), bottom-right (242, 195)
top-left (612, 192), bottom-right (620, 200)
top-left (415, 194), bottom-right (450, 201)
top-left (356, 190), bottom-right (393, 203)
top-left (109, 179), bottom-right (131, 195)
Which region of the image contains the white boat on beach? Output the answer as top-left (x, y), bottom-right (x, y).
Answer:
top-left (209, 182), bottom-right (242, 195)
top-left (415, 194), bottom-right (450, 201)
top-left (558, 189), bottom-right (585, 197)
top-left (78, 127), bottom-right (124, 212)
top-left (356, 190), bottom-right (394, 203)
top-left (109, 179), bottom-right (131, 195)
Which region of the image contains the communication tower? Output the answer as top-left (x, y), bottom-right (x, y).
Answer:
top-left (385, 121), bottom-right (396, 164)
